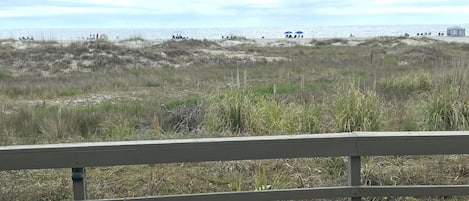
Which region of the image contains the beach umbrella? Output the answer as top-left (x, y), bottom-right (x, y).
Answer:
top-left (99, 34), bottom-right (109, 41)
top-left (284, 31), bottom-right (292, 35)
top-left (295, 31), bottom-right (304, 35)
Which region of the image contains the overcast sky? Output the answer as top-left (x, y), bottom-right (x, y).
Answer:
top-left (0, 0), bottom-right (468, 29)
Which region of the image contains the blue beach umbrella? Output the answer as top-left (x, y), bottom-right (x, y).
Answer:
top-left (295, 31), bottom-right (304, 35)
top-left (284, 31), bottom-right (292, 35)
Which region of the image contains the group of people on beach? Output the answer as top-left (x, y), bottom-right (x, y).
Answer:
top-left (18, 36), bottom-right (34, 41)
top-left (285, 34), bottom-right (303, 38)
top-left (172, 34), bottom-right (187, 40)
top-left (87, 33), bottom-right (100, 40)
top-left (416, 32), bottom-right (445, 37)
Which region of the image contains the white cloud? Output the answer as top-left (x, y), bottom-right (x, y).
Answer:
top-left (3, 0), bottom-right (468, 17)
top-left (0, 0), bottom-right (467, 27)
top-left (0, 6), bottom-right (126, 18)
top-left (0, 0), bottom-right (288, 17)
top-left (296, 0), bottom-right (468, 16)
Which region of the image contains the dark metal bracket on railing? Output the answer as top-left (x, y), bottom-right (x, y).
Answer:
top-left (72, 167), bottom-right (87, 200)
top-left (1, 131), bottom-right (469, 201)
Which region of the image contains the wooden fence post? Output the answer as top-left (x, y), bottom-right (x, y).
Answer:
top-left (348, 156), bottom-right (361, 201)
top-left (72, 167), bottom-right (87, 200)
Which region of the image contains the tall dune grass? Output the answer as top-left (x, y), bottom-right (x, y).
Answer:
top-left (422, 71), bottom-right (469, 130)
top-left (204, 89), bottom-right (322, 135)
top-left (380, 71), bottom-right (432, 95)
top-left (334, 82), bottom-right (383, 132)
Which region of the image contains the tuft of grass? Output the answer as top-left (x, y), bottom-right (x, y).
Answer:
top-left (421, 71), bottom-right (469, 131)
top-left (163, 95), bottom-right (200, 110)
top-left (247, 98), bottom-right (322, 134)
top-left (0, 170), bottom-right (72, 201)
top-left (250, 84), bottom-right (301, 96)
top-left (380, 71), bottom-right (432, 95)
top-left (254, 165), bottom-right (291, 191)
top-left (383, 55), bottom-right (398, 65)
top-left (205, 90), bottom-right (253, 133)
top-left (58, 88), bottom-right (84, 97)
top-left (422, 86), bottom-right (469, 131)
top-left (334, 82), bottom-right (383, 132)
top-left (0, 70), bottom-right (11, 80)
top-left (0, 102), bottom-right (163, 145)
top-left (205, 89), bottom-right (322, 135)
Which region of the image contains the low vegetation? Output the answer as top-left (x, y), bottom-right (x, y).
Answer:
top-left (1, 37), bottom-right (469, 200)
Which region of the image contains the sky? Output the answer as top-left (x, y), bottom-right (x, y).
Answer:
top-left (0, 0), bottom-right (468, 29)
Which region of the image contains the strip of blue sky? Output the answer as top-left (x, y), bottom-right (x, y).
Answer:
top-left (0, 0), bottom-right (467, 28)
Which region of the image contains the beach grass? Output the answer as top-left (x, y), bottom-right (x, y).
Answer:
top-left (1, 37), bottom-right (469, 200)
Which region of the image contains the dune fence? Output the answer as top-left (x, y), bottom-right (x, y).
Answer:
top-left (1, 131), bottom-right (469, 201)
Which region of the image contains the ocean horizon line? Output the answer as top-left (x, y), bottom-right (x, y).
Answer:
top-left (1, 24), bottom-right (467, 41)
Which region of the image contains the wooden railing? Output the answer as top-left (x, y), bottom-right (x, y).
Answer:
top-left (1, 131), bottom-right (469, 201)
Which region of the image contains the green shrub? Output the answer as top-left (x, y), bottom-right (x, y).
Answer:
top-left (335, 83), bottom-right (383, 132)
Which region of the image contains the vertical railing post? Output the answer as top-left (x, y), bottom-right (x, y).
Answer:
top-left (348, 156), bottom-right (361, 201)
top-left (72, 167), bottom-right (87, 200)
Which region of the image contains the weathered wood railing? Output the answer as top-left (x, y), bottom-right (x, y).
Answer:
top-left (1, 131), bottom-right (469, 201)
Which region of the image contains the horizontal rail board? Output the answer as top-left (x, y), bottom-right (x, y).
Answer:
top-left (2, 131), bottom-right (469, 201)
top-left (0, 133), bottom-right (355, 170)
top-left (354, 131), bottom-right (469, 156)
top-left (358, 185), bottom-right (469, 197)
top-left (89, 187), bottom-right (356, 201)
top-left (2, 131), bottom-right (469, 170)
top-left (88, 185), bottom-right (469, 201)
